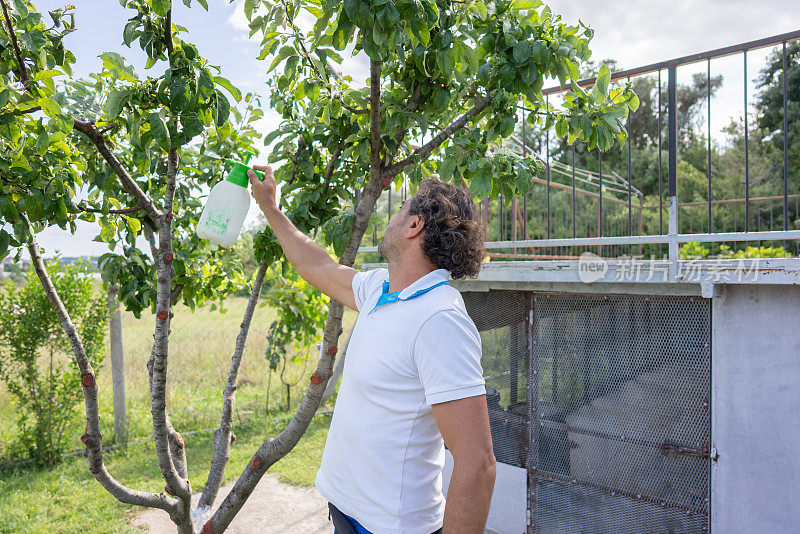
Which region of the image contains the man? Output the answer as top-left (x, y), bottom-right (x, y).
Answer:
top-left (248, 166), bottom-right (496, 534)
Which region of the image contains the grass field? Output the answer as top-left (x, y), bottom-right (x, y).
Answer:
top-left (0, 295), bottom-right (357, 533)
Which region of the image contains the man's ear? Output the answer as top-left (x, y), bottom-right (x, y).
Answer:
top-left (405, 214), bottom-right (426, 239)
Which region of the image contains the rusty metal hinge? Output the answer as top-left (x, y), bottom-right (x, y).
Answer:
top-left (660, 441), bottom-right (719, 461)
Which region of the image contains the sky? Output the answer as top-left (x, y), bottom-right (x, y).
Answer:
top-left (27, 0), bottom-right (799, 258)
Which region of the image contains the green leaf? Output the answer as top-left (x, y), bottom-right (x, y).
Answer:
top-left (511, 0), bottom-right (542, 9)
top-left (35, 131), bottom-right (50, 155)
top-left (32, 69), bottom-right (63, 81)
top-left (555, 117), bottom-right (568, 138)
top-left (432, 88), bottom-right (450, 111)
top-left (515, 161), bottom-right (533, 195)
top-left (0, 89), bottom-right (9, 107)
top-left (214, 76), bottom-right (242, 102)
top-left (55, 199), bottom-right (68, 223)
top-left (469, 167), bottom-right (492, 199)
top-left (0, 114), bottom-right (20, 143)
top-left (123, 20), bottom-right (139, 46)
top-left (0, 229), bottom-right (10, 259)
top-left (594, 64), bottom-right (611, 97)
top-left (11, 0), bottom-right (27, 16)
top-left (179, 112), bottom-right (204, 140)
top-left (148, 113), bottom-right (171, 151)
top-left (212, 91), bottom-right (230, 127)
top-left (104, 88), bottom-right (132, 118)
top-left (12, 219), bottom-right (30, 244)
top-left (513, 42), bottom-right (531, 64)
top-left (37, 97), bottom-right (62, 117)
top-left (99, 52), bottom-right (138, 81)
top-left (628, 93), bottom-right (640, 111)
top-left (125, 216), bottom-right (142, 233)
top-left (438, 156), bottom-right (458, 182)
top-left (459, 42), bottom-right (478, 73)
top-left (149, 0), bottom-right (170, 17)
top-left (268, 45), bottom-right (295, 74)
top-left (168, 76), bottom-right (189, 111)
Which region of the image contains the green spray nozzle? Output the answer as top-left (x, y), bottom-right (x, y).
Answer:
top-left (224, 151), bottom-right (263, 187)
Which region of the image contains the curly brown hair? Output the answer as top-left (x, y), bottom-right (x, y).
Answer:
top-left (408, 179), bottom-right (486, 279)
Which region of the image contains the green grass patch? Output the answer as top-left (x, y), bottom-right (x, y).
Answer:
top-left (0, 296), bottom-right (354, 533)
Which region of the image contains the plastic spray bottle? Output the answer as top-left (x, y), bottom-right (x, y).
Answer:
top-left (196, 151), bottom-right (262, 247)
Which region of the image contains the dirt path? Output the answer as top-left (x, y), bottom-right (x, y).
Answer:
top-left (132, 474), bottom-right (330, 533)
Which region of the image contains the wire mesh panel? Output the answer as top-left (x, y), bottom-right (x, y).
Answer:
top-left (463, 290), bottom-right (529, 468)
top-left (530, 293), bottom-right (711, 534)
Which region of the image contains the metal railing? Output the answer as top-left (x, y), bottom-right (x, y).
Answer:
top-left (358, 31), bottom-right (800, 273)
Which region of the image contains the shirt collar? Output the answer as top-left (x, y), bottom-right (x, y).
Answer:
top-left (395, 268), bottom-right (451, 299)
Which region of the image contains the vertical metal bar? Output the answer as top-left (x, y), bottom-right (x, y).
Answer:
top-left (510, 322), bottom-right (519, 406)
top-left (512, 197), bottom-right (518, 245)
top-left (627, 85), bottom-right (632, 237)
top-left (572, 144), bottom-right (576, 238)
top-left (668, 65), bottom-right (679, 280)
top-left (708, 58), bottom-right (713, 233)
top-left (522, 105), bottom-right (528, 239)
top-left (599, 150), bottom-right (603, 238)
top-left (546, 96), bottom-right (551, 240)
top-left (744, 50), bottom-right (750, 232)
top-left (527, 294), bottom-right (538, 533)
top-left (498, 194), bottom-right (503, 241)
top-left (783, 42), bottom-right (789, 231)
top-left (658, 69), bottom-right (664, 236)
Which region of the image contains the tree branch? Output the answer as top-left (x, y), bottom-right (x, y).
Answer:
top-left (25, 219), bottom-right (178, 515)
top-left (204, 60), bottom-right (387, 534)
top-left (163, 8), bottom-right (174, 58)
top-left (286, 138), bottom-right (305, 185)
top-left (79, 204), bottom-right (145, 215)
top-left (197, 259), bottom-right (269, 512)
top-left (341, 102), bottom-right (368, 115)
top-left (381, 93), bottom-right (494, 180)
top-left (322, 140), bottom-right (344, 196)
top-left (204, 300), bottom-right (347, 533)
top-left (368, 60), bottom-right (383, 187)
top-left (164, 148), bottom-right (178, 216)
top-left (384, 84), bottom-right (423, 167)
top-left (14, 106), bottom-right (41, 115)
top-left (73, 119), bottom-right (162, 219)
top-left (148, 146), bottom-right (191, 504)
top-left (0, 0), bottom-right (31, 88)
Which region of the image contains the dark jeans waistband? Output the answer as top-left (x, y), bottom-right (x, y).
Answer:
top-left (328, 502), bottom-right (443, 534)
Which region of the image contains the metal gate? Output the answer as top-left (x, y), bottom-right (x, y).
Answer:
top-left (464, 291), bottom-right (711, 533)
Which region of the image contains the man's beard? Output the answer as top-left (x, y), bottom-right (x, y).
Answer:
top-left (377, 236), bottom-right (387, 258)
top-left (377, 230), bottom-right (394, 260)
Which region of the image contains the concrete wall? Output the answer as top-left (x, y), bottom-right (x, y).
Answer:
top-left (711, 284), bottom-right (800, 534)
top-left (443, 450), bottom-right (527, 534)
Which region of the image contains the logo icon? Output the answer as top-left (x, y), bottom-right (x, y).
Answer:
top-left (578, 252), bottom-right (608, 283)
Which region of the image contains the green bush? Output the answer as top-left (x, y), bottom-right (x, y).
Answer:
top-left (0, 261), bottom-right (106, 466)
top-left (718, 244), bottom-right (793, 258)
top-left (680, 242), bottom-right (793, 259)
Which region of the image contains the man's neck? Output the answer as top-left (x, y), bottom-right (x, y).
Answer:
top-left (386, 260), bottom-right (436, 293)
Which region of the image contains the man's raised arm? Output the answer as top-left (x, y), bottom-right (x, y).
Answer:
top-left (248, 165), bottom-right (358, 311)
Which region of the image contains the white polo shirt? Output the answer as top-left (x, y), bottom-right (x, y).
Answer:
top-left (315, 267), bottom-right (485, 534)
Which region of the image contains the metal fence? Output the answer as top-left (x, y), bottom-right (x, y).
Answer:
top-left (359, 30), bottom-right (800, 265)
top-left (463, 291), bottom-right (712, 533)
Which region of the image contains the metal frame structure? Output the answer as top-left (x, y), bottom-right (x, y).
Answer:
top-left (359, 31), bottom-right (800, 277)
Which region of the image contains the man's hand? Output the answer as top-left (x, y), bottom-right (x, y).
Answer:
top-left (248, 165), bottom-right (277, 213)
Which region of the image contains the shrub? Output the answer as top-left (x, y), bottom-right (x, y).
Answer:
top-left (0, 261), bottom-right (106, 466)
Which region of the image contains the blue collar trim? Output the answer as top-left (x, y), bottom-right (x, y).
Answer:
top-left (370, 279), bottom-right (450, 313)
